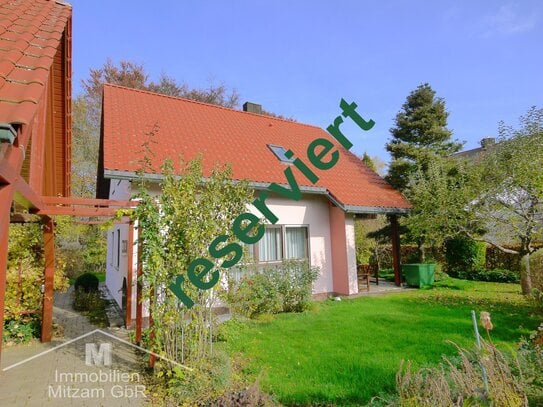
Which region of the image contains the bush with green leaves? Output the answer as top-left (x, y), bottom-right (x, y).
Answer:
top-left (74, 272), bottom-right (99, 293)
top-left (474, 268), bottom-right (520, 283)
top-left (226, 260), bottom-right (319, 318)
top-left (445, 236), bottom-right (487, 277)
top-left (2, 317), bottom-right (40, 345)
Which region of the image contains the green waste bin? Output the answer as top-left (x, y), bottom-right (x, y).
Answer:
top-left (402, 264), bottom-right (436, 288)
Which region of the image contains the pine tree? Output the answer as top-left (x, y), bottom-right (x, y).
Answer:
top-left (386, 83), bottom-right (462, 191)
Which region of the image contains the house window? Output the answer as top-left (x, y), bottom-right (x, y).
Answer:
top-left (258, 226), bottom-right (283, 262)
top-left (110, 231), bottom-right (114, 266)
top-left (285, 227), bottom-right (308, 259)
top-left (116, 229), bottom-right (121, 269)
top-left (267, 144), bottom-right (294, 163)
top-left (256, 225), bottom-right (309, 262)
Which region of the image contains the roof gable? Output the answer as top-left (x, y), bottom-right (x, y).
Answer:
top-left (101, 84), bottom-right (410, 211)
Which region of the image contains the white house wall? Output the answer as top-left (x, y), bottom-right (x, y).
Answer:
top-left (248, 192), bottom-right (334, 294)
top-left (105, 180), bottom-right (349, 318)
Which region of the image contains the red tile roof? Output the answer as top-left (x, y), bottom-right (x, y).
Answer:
top-left (0, 0), bottom-right (71, 125)
top-left (102, 84), bottom-right (411, 211)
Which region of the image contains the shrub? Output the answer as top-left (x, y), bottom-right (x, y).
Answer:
top-left (2, 317), bottom-right (40, 345)
top-left (531, 249), bottom-right (543, 292)
top-left (517, 332), bottom-right (543, 405)
top-left (396, 341), bottom-right (528, 406)
top-left (226, 260), bottom-right (319, 319)
top-left (475, 268), bottom-right (520, 283)
top-left (73, 290), bottom-right (109, 326)
top-left (74, 272), bottom-right (99, 293)
top-left (5, 258), bottom-right (69, 322)
top-left (456, 268), bottom-right (520, 283)
top-left (445, 236), bottom-right (486, 277)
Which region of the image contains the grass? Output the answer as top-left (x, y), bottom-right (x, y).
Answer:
top-left (219, 278), bottom-right (542, 405)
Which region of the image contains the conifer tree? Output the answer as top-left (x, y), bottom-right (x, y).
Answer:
top-left (386, 83), bottom-right (462, 191)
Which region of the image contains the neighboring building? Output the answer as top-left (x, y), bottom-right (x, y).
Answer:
top-left (97, 84), bottom-right (411, 319)
top-left (0, 0), bottom-right (72, 358)
top-left (454, 137), bottom-right (497, 159)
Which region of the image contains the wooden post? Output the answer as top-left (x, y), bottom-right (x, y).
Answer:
top-left (0, 184), bottom-right (13, 364)
top-left (135, 237), bottom-right (143, 344)
top-left (41, 217), bottom-right (55, 342)
top-left (125, 221), bottom-right (134, 329)
top-left (390, 215), bottom-right (402, 287)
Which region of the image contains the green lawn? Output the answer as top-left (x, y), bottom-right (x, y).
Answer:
top-left (220, 279), bottom-right (541, 405)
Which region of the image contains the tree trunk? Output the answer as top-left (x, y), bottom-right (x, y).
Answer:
top-left (520, 253), bottom-right (533, 295)
top-left (418, 241), bottom-right (426, 263)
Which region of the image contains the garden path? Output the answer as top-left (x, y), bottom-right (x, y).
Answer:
top-left (0, 286), bottom-right (147, 406)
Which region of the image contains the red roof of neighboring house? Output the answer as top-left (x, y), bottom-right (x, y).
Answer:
top-left (0, 0), bottom-right (71, 125)
top-left (101, 84), bottom-right (411, 212)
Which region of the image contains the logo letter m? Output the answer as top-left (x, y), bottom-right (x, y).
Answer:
top-left (85, 343), bottom-right (112, 366)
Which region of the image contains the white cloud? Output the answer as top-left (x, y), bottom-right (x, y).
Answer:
top-left (481, 4), bottom-right (539, 37)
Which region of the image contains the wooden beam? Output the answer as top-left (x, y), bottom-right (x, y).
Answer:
top-left (125, 221), bottom-right (134, 329)
top-left (38, 206), bottom-right (128, 217)
top-left (0, 185), bottom-right (14, 364)
top-left (42, 196), bottom-right (137, 207)
top-left (390, 215), bottom-right (402, 287)
top-left (0, 160), bottom-right (46, 211)
top-left (41, 218), bottom-right (55, 342)
top-left (12, 177), bottom-right (46, 211)
top-left (28, 79), bottom-right (48, 194)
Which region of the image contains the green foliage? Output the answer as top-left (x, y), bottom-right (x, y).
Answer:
top-left (354, 219), bottom-right (377, 265)
top-left (132, 153), bottom-right (253, 369)
top-left (55, 216), bottom-right (107, 280)
top-left (445, 236), bottom-right (486, 275)
top-left (476, 268), bottom-right (519, 283)
top-left (361, 151), bottom-right (377, 172)
top-left (473, 107), bottom-right (543, 257)
top-left (386, 83), bottom-right (462, 191)
top-left (2, 318), bottom-right (40, 344)
top-left (403, 157), bottom-right (477, 250)
top-left (6, 225), bottom-right (69, 325)
top-left (531, 249), bottom-right (543, 292)
top-left (516, 335), bottom-right (543, 406)
top-left (74, 272), bottom-right (100, 293)
top-left (72, 290), bottom-right (109, 327)
top-left (226, 261), bottom-right (319, 318)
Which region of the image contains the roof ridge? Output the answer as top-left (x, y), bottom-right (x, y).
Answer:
top-left (103, 83), bottom-right (324, 131)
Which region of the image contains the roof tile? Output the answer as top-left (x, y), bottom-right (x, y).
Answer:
top-left (102, 85), bottom-right (411, 210)
top-left (0, 0), bottom-right (71, 124)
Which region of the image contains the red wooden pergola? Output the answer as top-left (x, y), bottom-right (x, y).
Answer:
top-left (0, 0), bottom-right (140, 364)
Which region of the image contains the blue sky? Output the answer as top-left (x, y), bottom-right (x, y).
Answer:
top-left (70, 0), bottom-right (542, 164)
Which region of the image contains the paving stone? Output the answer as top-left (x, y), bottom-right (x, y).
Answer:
top-left (0, 287), bottom-right (148, 406)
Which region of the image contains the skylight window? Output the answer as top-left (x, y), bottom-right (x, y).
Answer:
top-left (267, 144), bottom-right (294, 163)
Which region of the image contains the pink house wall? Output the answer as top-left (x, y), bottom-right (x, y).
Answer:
top-left (329, 203), bottom-right (350, 295)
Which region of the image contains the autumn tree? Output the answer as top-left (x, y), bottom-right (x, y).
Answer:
top-left (467, 107), bottom-right (543, 294)
top-left (405, 107), bottom-right (543, 294)
top-left (386, 83), bottom-right (462, 191)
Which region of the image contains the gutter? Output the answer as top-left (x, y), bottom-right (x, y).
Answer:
top-left (103, 169), bottom-right (411, 216)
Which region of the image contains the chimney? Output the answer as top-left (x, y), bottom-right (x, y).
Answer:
top-left (480, 137), bottom-right (495, 149)
top-left (243, 102), bottom-right (262, 114)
